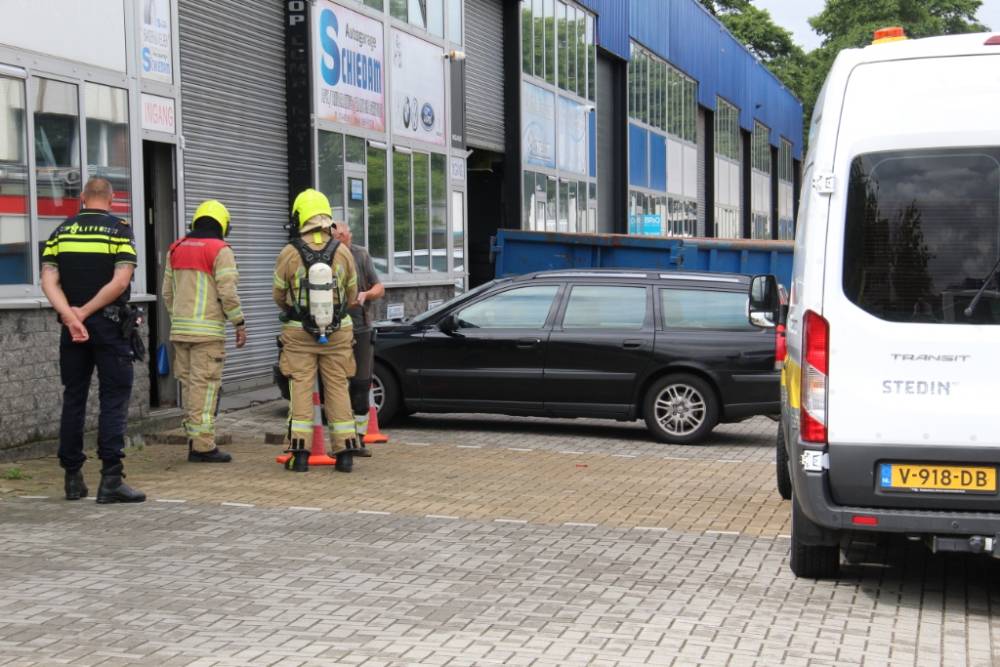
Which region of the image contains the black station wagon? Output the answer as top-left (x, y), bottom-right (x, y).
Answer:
top-left (351, 269), bottom-right (781, 444)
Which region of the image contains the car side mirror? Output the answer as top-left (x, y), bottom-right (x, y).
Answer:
top-left (748, 274), bottom-right (780, 329)
top-left (439, 313), bottom-right (461, 334)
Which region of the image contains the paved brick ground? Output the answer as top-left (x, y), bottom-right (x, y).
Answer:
top-left (2, 402), bottom-right (999, 666)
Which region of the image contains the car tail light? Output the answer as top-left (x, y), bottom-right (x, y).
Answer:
top-left (774, 324), bottom-right (787, 370)
top-left (986, 35), bottom-right (1000, 46)
top-left (801, 310), bottom-right (829, 443)
top-left (852, 516), bottom-right (878, 526)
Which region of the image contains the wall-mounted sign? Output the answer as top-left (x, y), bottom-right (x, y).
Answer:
top-left (141, 0), bottom-right (173, 83)
top-left (141, 94), bottom-right (176, 134)
top-left (522, 82), bottom-right (555, 169)
top-left (387, 303), bottom-right (405, 319)
top-left (450, 156), bottom-right (465, 181)
top-left (427, 300), bottom-right (443, 310)
top-left (314, 0), bottom-right (386, 131)
top-left (350, 179), bottom-right (364, 200)
top-left (390, 29), bottom-right (446, 146)
top-left (557, 96), bottom-right (588, 176)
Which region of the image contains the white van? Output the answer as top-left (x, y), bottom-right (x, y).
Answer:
top-left (749, 30), bottom-right (1000, 578)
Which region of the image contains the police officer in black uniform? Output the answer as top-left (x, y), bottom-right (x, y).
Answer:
top-left (40, 178), bottom-right (146, 504)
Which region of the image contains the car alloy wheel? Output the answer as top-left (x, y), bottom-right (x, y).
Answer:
top-left (654, 383), bottom-right (707, 437)
top-left (371, 374), bottom-right (385, 413)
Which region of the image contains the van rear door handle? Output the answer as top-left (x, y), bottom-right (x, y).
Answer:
top-left (518, 337), bottom-right (541, 348)
top-left (623, 339), bottom-right (645, 349)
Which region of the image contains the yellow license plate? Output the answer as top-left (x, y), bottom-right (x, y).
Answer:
top-left (880, 464), bottom-right (997, 493)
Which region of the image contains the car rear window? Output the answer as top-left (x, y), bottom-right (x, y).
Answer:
top-left (659, 289), bottom-right (755, 330)
top-left (843, 148), bottom-right (1000, 324)
top-left (561, 285), bottom-right (647, 329)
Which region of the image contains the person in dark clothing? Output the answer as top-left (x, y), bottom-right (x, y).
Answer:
top-left (40, 178), bottom-right (145, 504)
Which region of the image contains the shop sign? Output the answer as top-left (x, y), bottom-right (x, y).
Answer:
top-left (522, 82), bottom-right (555, 169)
top-left (314, 0), bottom-right (386, 131)
top-left (141, 94), bottom-right (176, 134)
top-left (557, 96), bottom-right (588, 176)
top-left (390, 30), bottom-right (446, 146)
top-left (450, 156), bottom-right (465, 182)
top-left (141, 0), bottom-right (173, 83)
top-left (643, 214), bottom-right (662, 236)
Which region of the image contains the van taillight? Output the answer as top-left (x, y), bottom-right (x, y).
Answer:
top-left (775, 324), bottom-right (787, 370)
top-left (801, 310), bottom-right (829, 443)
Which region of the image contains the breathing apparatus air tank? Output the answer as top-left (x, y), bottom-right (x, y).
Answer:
top-left (307, 262), bottom-right (336, 344)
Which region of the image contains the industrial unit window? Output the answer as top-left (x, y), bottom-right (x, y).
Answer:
top-left (777, 138), bottom-right (794, 240)
top-left (750, 120), bottom-right (771, 240)
top-left (519, 0), bottom-right (597, 233)
top-left (377, 0), bottom-right (461, 42)
top-left (628, 44), bottom-right (696, 145)
top-left (629, 191), bottom-right (696, 238)
top-left (521, 0), bottom-right (595, 102)
top-left (0, 73), bottom-right (132, 290)
top-left (714, 97), bottom-right (740, 239)
top-left (392, 147), bottom-right (448, 274)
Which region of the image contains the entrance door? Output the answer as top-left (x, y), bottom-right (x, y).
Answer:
top-left (142, 141), bottom-right (178, 407)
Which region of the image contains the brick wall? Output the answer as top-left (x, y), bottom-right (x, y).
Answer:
top-left (0, 308), bottom-right (151, 453)
top-left (372, 284), bottom-right (456, 321)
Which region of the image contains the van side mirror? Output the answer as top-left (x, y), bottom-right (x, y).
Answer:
top-left (748, 275), bottom-right (780, 329)
top-left (439, 313), bottom-right (461, 334)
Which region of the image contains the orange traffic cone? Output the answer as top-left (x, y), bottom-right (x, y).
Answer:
top-left (277, 379), bottom-right (338, 466)
top-left (363, 384), bottom-right (388, 444)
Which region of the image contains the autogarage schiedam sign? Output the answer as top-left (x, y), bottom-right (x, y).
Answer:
top-left (314, 0), bottom-right (385, 132)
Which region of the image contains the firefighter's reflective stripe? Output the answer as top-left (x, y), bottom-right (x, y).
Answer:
top-left (355, 412), bottom-right (369, 436)
top-left (170, 317), bottom-right (226, 337)
top-left (201, 382), bottom-right (217, 433)
top-left (330, 420), bottom-right (355, 435)
top-left (290, 419), bottom-right (312, 435)
top-left (273, 271), bottom-right (289, 289)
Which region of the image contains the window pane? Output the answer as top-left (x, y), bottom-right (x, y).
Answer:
top-left (448, 0), bottom-right (462, 43)
top-left (84, 83), bottom-right (131, 221)
top-left (545, 175), bottom-right (556, 230)
top-left (661, 289), bottom-right (755, 330)
top-left (576, 10), bottom-right (586, 98)
top-left (427, 0), bottom-right (444, 37)
top-left (533, 0), bottom-right (544, 78)
top-left (458, 285), bottom-right (559, 328)
top-left (318, 131), bottom-right (345, 222)
top-left (364, 0), bottom-right (383, 9)
top-left (577, 180), bottom-right (587, 232)
top-left (367, 146), bottom-right (388, 274)
top-left (345, 135), bottom-right (366, 164)
top-left (543, 0), bottom-right (555, 85)
top-left (522, 0), bottom-right (532, 75)
top-left (586, 15), bottom-right (595, 102)
top-left (408, 0), bottom-right (426, 29)
top-left (566, 7), bottom-right (577, 93)
top-left (557, 2), bottom-right (567, 90)
top-left (35, 78), bottom-right (81, 248)
top-left (431, 153), bottom-right (446, 272)
top-left (390, 0), bottom-right (407, 21)
top-left (563, 285), bottom-right (647, 329)
top-left (558, 178), bottom-right (568, 231)
top-left (451, 189), bottom-right (464, 272)
top-left (523, 170), bottom-right (534, 229)
top-left (393, 151), bottom-right (412, 273)
top-left (0, 76), bottom-right (30, 285)
top-left (413, 152), bottom-right (429, 271)
top-left (567, 180), bottom-right (576, 232)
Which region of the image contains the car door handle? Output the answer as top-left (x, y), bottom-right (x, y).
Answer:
top-left (518, 337), bottom-right (542, 348)
top-left (622, 340), bottom-right (646, 349)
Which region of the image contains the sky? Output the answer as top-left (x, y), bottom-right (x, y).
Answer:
top-left (753, 0), bottom-right (1000, 52)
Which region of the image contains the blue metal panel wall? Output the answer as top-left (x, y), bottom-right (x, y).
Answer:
top-left (628, 0), bottom-right (669, 57)
top-left (577, 0), bottom-right (630, 61)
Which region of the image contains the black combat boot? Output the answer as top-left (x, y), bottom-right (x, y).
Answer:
top-left (95, 463), bottom-right (146, 504)
top-left (335, 437), bottom-right (360, 473)
top-left (285, 439), bottom-right (310, 472)
top-left (64, 470), bottom-right (88, 501)
top-left (188, 439), bottom-right (233, 463)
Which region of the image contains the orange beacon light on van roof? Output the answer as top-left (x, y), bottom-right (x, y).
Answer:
top-left (873, 27), bottom-right (907, 44)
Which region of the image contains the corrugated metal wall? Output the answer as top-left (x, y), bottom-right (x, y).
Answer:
top-left (178, 0), bottom-right (288, 386)
top-left (465, 0), bottom-right (505, 151)
top-left (577, 0), bottom-right (630, 61)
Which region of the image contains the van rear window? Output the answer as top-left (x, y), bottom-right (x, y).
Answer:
top-left (843, 148), bottom-right (1000, 324)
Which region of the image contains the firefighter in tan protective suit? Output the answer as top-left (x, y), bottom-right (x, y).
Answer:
top-left (162, 200), bottom-right (246, 463)
top-left (273, 189), bottom-right (360, 473)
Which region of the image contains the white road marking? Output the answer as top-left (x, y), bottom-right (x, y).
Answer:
top-left (221, 502), bottom-right (254, 508)
top-left (494, 519), bottom-right (528, 524)
top-left (564, 522), bottom-right (598, 527)
top-left (426, 514), bottom-right (459, 520)
top-left (357, 510), bottom-right (390, 515)
top-left (155, 499), bottom-right (186, 503)
top-left (289, 506), bottom-right (322, 511)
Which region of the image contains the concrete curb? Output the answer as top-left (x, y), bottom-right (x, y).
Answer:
top-left (0, 409), bottom-right (185, 464)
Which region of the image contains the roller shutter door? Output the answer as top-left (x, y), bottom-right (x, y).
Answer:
top-left (178, 0), bottom-right (287, 386)
top-left (465, 0), bottom-right (505, 151)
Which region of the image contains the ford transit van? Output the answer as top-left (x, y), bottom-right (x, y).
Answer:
top-left (771, 30), bottom-right (1000, 577)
